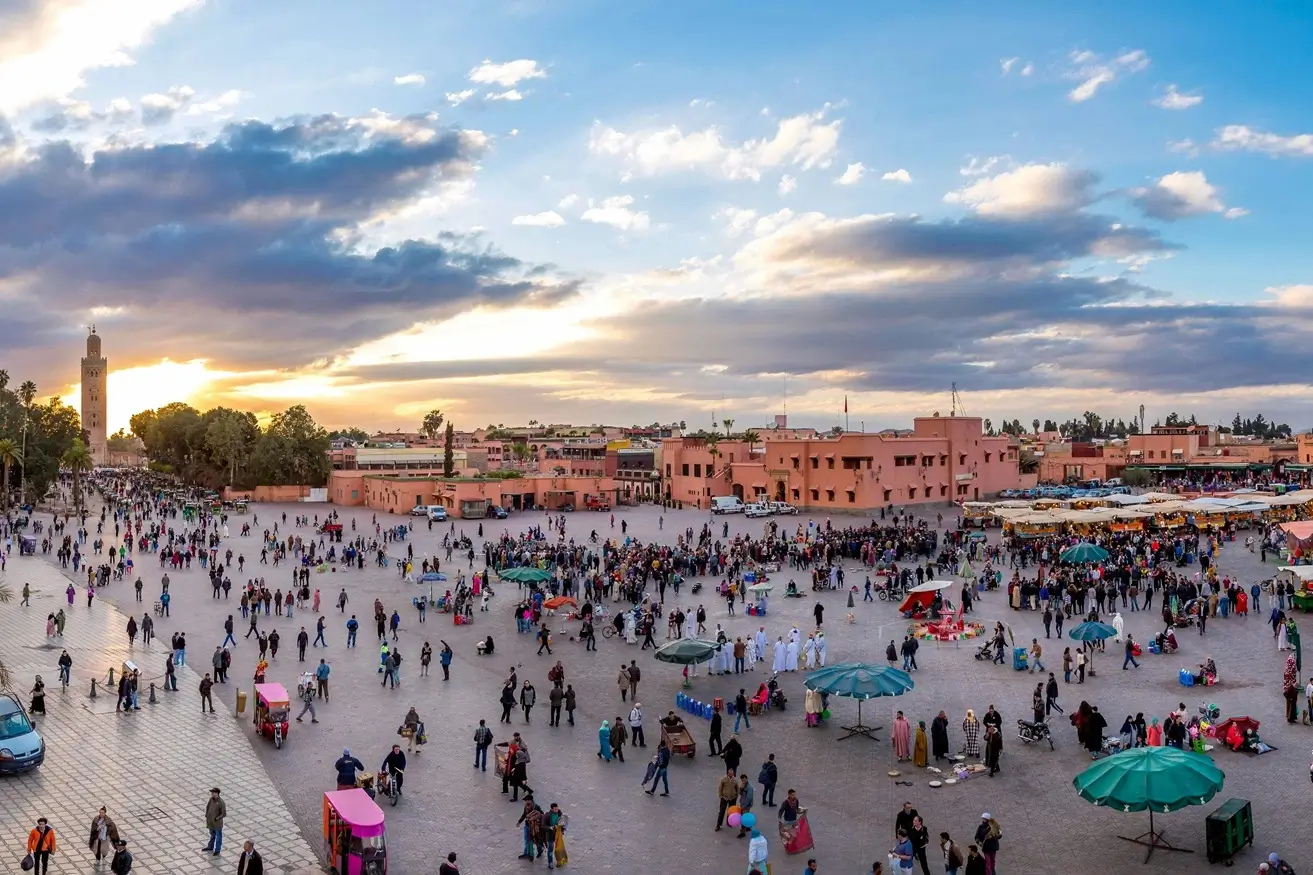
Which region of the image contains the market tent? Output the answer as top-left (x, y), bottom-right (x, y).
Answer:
top-left (1280, 521), bottom-right (1313, 542)
top-left (1103, 494), bottom-right (1151, 506)
top-left (652, 638), bottom-right (720, 665)
top-left (898, 591), bottom-right (936, 614)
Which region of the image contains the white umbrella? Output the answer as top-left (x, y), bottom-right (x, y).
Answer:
top-left (748, 582), bottom-right (774, 593)
top-left (908, 580), bottom-right (952, 594)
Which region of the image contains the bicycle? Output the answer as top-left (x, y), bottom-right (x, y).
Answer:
top-left (600, 624), bottom-right (617, 639)
top-left (379, 771), bottom-right (401, 807)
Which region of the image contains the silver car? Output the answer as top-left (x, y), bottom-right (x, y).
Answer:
top-left (0, 693), bottom-right (44, 774)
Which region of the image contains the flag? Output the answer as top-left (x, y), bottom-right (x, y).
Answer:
top-left (844, 395), bottom-right (848, 414)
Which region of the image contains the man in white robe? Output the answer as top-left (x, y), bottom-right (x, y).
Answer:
top-left (685, 610), bottom-right (697, 640)
top-left (745, 636), bottom-right (758, 669)
top-left (786, 637), bottom-right (800, 671)
top-left (772, 638), bottom-right (787, 673)
top-left (754, 627), bottom-right (768, 660)
top-left (816, 632), bottom-right (828, 667)
top-left (803, 635), bottom-right (817, 670)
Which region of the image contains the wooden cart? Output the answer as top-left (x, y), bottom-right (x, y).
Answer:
top-left (660, 721), bottom-right (696, 758)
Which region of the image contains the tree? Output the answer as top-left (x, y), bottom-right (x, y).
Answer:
top-left (328, 427), bottom-right (370, 444)
top-left (0, 438), bottom-right (20, 512)
top-left (551, 465), bottom-right (567, 476)
top-left (742, 429), bottom-right (760, 451)
top-left (443, 422), bottom-right (455, 477)
top-left (62, 438), bottom-right (94, 514)
top-left (204, 409), bottom-right (261, 485)
top-left (251, 405), bottom-right (331, 486)
top-left (1043, 419), bottom-right (1058, 433)
top-left (1032, 419), bottom-right (1041, 434)
top-left (106, 430), bottom-right (136, 453)
top-left (1122, 468), bottom-right (1153, 488)
top-left (420, 410), bottom-right (445, 442)
top-left (722, 418), bottom-right (735, 437)
top-left (983, 419), bottom-right (993, 436)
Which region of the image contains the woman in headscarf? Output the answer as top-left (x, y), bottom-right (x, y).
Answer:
top-left (597, 719), bottom-right (612, 761)
top-left (961, 709), bottom-right (981, 758)
top-left (1283, 654), bottom-right (1300, 723)
top-left (930, 711), bottom-right (950, 761)
top-left (1145, 716), bottom-right (1163, 746)
top-left (891, 711), bottom-right (911, 761)
top-left (912, 720), bottom-right (928, 768)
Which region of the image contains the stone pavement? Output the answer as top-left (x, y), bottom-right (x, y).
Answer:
top-left (26, 499), bottom-right (1313, 873)
top-left (0, 559), bottom-right (321, 875)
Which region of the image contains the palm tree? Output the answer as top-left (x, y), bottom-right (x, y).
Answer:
top-left (742, 429), bottom-right (760, 452)
top-left (62, 439), bottom-right (94, 515)
top-left (18, 381), bottom-right (36, 505)
top-left (420, 410), bottom-right (444, 442)
top-left (722, 418), bottom-right (734, 437)
top-left (1032, 418), bottom-right (1041, 434)
top-left (0, 439), bottom-right (22, 513)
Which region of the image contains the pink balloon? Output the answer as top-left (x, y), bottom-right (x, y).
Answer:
top-left (727, 813), bottom-right (742, 828)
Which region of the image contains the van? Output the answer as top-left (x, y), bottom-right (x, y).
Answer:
top-left (0, 692), bottom-right (44, 774)
top-left (427, 506), bottom-right (449, 522)
top-left (711, 496), bottom-right (745, 515)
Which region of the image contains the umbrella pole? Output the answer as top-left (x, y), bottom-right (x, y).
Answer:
top-left (1117, 809), bottom-right (1189, 863)
top-left (836, 698), bottom-right (883, 742)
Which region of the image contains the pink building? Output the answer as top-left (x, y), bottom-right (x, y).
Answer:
top-left (661, 415), bottom-right (1023, 512)
top-left (327, 470), bottom-right (620, 517)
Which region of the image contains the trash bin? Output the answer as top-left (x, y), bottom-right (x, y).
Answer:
top-left (1012, 648), bottom-right (1028, 671)
top-left (236, 689), bottom-right (248, 715)
top-left (1205, 797), bottom-right (1253, 864)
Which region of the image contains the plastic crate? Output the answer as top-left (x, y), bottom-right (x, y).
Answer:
top-left (1205, 797), bottom-right (1253, 864)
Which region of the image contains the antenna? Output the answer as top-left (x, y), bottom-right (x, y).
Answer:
top-left (783, 376), bottom-right (787, 417)
top-left (950, 383), bottom-right (966, 417)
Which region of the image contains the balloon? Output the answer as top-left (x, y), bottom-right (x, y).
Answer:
top-left (741, 812), bottom-right (757, 829)
top-left (727, 813), bottom-right (742, 828)
top-left (728, 805), bottom-right (741, 816)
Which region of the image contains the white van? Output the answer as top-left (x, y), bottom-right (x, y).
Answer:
top-left (427, 506), bottom-right (449, 521)
top-left (711, 496), bottom-right (745, 515)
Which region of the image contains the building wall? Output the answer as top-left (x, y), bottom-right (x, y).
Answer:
top-left (222, 485), bottom-right (314, 502)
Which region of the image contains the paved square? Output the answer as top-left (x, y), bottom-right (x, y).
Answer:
top-left (12, 498), bottom-right (1309, 873)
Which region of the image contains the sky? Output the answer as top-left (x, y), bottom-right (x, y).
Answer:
top-left (3, 0), bottom-right (1312, 436)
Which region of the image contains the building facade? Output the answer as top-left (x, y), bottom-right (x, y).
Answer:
top-left (661, 415), bottom-right (1025, 512)
top-left (80, 328), bottom-right (108, 464)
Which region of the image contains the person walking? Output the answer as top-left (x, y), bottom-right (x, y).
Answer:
top-left (1028, 639), bottom-right (1044, 673)
top-left (440, 641), bottom-right (453, 680)
top-left (199, 674), bottom-right (216, 714)
top-left (295, 677), bottom-right (318, 724)
top-left (500, 682), bottom-right (516, 723)
top-left (1045, 673), bottom-right (1063, 715)
top-left (315, 659), bottom-right (330, 702)
top-left (1122, 635), bottom-right (1140, 670)
top-left (734, 688), bottom-right (751, 732)
top-left (609, 716), bottom-right (629, 762)
top-left (520, 681), bottom-right (537, 723)
top-left (715, 768), bottom-right (739, 831)
top-left (474, 719), bottom-right (493, 771)
top-left (88, 807), bottom-right (120, 867)
top-left (758, 753), bottom-right (778, 806)
top-left (974, 815), bottom-right (1001, 875)
top-left (203, 788), bottom-right (226, 856)
top-left (735, 773), bottom-right (755, 838)
top-left (617, 664), bottom-right (631, 702)
top-left (26, 817), bottom-right (57, 875)
top-left (627, 661), bottom-right (640, 700)
top-left (109, 839), bottom-right (132, 874)
top-left (940, 832), bottom-right (965, 875)
top-left (629, 702), bottom-right (645, 746)
top-left (708, 705), bottom-right (724, 756)
top-left (564, 684), bottom-right (577, 726)
top-left (236, 840), bottom-right (263, 875)
top-left (645, 738), bottom-right (672, 796)
top-left (549, 684), bottom-right (564, 727)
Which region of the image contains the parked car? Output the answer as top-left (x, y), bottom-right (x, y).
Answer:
top-left (0, 693), bottom-right (44, 774)
top-left (745, 502), bottom-right (771, 518)
top-left (558, 504), bottom-right (575, 512)
top-left (409, 505), bottom-right (429, 516)
top-left (427, 506), bottom-right (448, 522)
top-left (711, 496), bottom-right (746, 515)
top-left (489, 505), bottom-right (508, 519)
top-left (768, 502), bottom-right (798, 515)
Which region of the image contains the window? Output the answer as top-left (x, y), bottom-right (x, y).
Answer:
top-left (791, 489), bottom-right (800, 501)
top-left (921, 456), bottom-right (934, 467)
top-left (681, 464), bottom-right (689, 476)
top-left (826, 489), bottom-right (835, 502)
top-left (939, 485), bottom-right (948, 497)
top-left (957, 484), bottom-right (969, 495)
top-left (826, 458), bottom-right (834, 470)
top-left (665, 464), bottom-right (672, 477)
top-left (908, 487), bottom-right (917, 499)
top-left (351, 490), bottom-right (358, 499)
top-left (792, 458), bottom-right (800, 470)
top-left (810, 489), bottom-right (819, 501)
top-left (810, 457), bottom-right (819, 469)
top-left (693, 464), bottom-right (702, 478)
top-left (984, 452), bottom-right (992, 463)
top-left (847, 490), bottom-right (856, 504)
top-left (883, 489), bottom-right (892, 502)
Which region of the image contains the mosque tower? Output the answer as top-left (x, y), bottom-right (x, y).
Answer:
top-left (80, 326), bottom-right (109, 464)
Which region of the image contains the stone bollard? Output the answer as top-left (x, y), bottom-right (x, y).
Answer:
top-left (148, 683), bottom-right (158, 705)
top-left (106, 667), bottom-right (116, 687)
top-left (89, 679), bottom-right (98, 699)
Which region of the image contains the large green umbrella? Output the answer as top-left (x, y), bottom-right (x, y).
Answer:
top-left (1073, 746), bottom-right (1224, 862)
top-left (498, 566), bottom-right (553, 584)
top-left (652, 638), bottom-right (720, 666)
top-left (1067, 621), bottom-right (1118, 678)
top-left (804, 663), bottom-right (914, 742)
top-left (1061, 543), bottom-right (1109, 564)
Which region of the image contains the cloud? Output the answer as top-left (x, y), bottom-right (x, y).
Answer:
top-left (140, 84), bottom-right (195, 125)
top-left (1130, 171), bottom-right (1239, 221)
top-left (960, 155), bottom-right (1010, 176)
top-left (486, 89), bottom-right (524, 102)
top-left (777, 174), bottom-right (796, 195)
top-left (589, 107), bottom-right (841, 181)
top-left (512, 211), bottom-right (565, 227)
top-left (393, 73), bottom-right (426, 86)
top-left (557, 194), bottom-right (578, 210)
top-left (467, 59), bottom-right (546, 88)
top-left (1223, 207), bottom-right (1249, 219)
top-left (0, 112), bottom-right (575, 373)
top-left (1000, 57), bottom-right (1018, 75)
top-left (1153, 84), bottom-right (1202, 110)
top-left (188, 88), bottom-right (246, 116)
top-left (0, 0), bottom-right (200, 113)
top-left (717, 206), bottom-right (759, 238)
top-left (944, 163), bottom-right (1100, 217)
top-left (1065, 48), bottom-right (1150, 102)
top-left (1020, 62), bottom-right (1034, 77)
top-left (881, 168), bottom-right (912, 184)
top-left (445, 89), bottom-right (477, 106)
top-left (835, 162), bottom-right (865, 185)
top-left (1212, 124), bottom-right (1313, 157)
top-left (581, 195), bottom-right (649, 231)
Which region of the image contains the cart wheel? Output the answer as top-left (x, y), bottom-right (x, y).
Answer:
top-left (275, 735), bottom-right (282, 749)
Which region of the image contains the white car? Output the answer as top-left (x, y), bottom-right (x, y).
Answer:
top-left (769, 502), bottom-right (798, 515)
top-left (745, 503), bottom-right (772, 518)
top-left (409, 505), bottom-right (428, 516)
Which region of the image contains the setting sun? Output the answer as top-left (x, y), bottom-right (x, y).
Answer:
top-left (61, 359), bottom-right (236, 434)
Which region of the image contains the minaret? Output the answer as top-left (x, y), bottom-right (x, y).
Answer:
top-left (80, 326), bottom-right (109, 464)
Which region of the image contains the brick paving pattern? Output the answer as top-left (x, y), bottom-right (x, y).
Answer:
top-left (12, 501), bottom-right (1311, 873)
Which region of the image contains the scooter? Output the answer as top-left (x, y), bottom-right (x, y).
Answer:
top-left (767, 674), bottom-right (787, 710)
top-left (1017, 719), bottom-right (1054, 750)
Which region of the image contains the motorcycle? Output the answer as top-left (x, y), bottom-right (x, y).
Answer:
top-left (1017, 719), bottom-right (1054, 750)
top-left (767, 674), bottom-right (787, 710)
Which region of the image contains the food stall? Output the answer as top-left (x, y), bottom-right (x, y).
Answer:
top-left (1276, 566), bottom-right (1313, 612)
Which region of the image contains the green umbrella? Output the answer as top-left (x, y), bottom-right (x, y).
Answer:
top-left (652, 638), bottom-right (720, 666)
top-left (1067, 621), bottom-right (1117, 642)
top-left (804, 663), bottom-right (914, 742)
top-left (1073, 746), bottom-right (1224, 862)
top-left (1061, 543), bottom-right (1109, 564)
top-left (497, 567), bottom-right (553, 583)
top-left (748, 582), bottom-right (773, 593)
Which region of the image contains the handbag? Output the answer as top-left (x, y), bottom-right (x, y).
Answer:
top-left (21, 854), bottom-right (35, 871)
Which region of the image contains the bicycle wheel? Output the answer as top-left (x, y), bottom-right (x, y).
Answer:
top-left (1260, 580), bottom-right (1274, 594)
top-left (601, 625), bottom-right (616, 639)
top-left (390, 787), bottom-right (399, 807)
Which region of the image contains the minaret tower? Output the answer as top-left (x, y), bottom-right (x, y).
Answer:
top-left (80, 326), bottom-right (109, 464)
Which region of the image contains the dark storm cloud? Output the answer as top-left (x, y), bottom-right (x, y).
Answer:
top-left (0, 114), bottom-right (578, 370)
